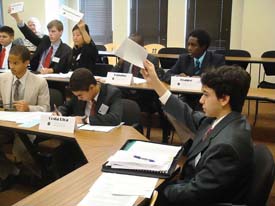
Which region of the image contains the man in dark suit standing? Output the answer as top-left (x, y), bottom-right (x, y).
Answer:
top-left (57, 68), bottom-right (122, 126)
top-left (162, 29), bottom-right (225, 83)
top-left (141, 60), bottom-right (253, 206)
top-left (9, 10), bottom-right (72, 74)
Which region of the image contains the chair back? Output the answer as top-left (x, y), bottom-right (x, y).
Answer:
top-left (96, 45), bottom-right (108, 64)
top-left (49, 88), bottom-right (64, 111)
top-left (91, 63), bottom-right (113, 77)
top-left (158, 47), bottom-right (188, 69)
top-left (144, 44), bottom-right (165, 54)
top-left (261, 50), bottom-right (275, 76)
top-left (104, 43), bottom-right (119, 66)
top-left (215, 49), bottom-right (251, 70)
top-left (121, 99), bottom-right (141, 126)
top-left (245, 144), bottom-right (275, 206)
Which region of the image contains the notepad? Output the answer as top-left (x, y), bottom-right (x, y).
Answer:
top-left (102, 139), bottom-right (184, 178)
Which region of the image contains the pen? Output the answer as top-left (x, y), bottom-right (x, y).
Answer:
top-left (133, 155), bottom-right (155, 162)
top-left (54, 104), bottom-right (61, 116)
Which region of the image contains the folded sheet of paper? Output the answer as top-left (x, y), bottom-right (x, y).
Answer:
top-left (37, 71), bottom-right (73, 78)
top-left (59, 5), bottom-right (83, 22)
top-left (115, 38), bottom-right (148, 68)
top-left (78, 122), bottom-right (124, 132)
top-left (10, 2), bottom-right (24, 14)
top-left (77, 172), bottom-right (157, 206)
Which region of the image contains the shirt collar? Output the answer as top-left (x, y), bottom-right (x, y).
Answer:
top-left (51, 40), bottom-right (61, 51)
top-left (3, 42), bottom-right (12, 51)
top-left (194, 51), bottom-right (206, 67)
top-left (211, 113), bottom-right (228, 129)
top-left (13, 70), bottom-right (29, 85)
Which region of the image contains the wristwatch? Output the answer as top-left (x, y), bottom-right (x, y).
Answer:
top-left (82, 115), bottom-right (88, 124)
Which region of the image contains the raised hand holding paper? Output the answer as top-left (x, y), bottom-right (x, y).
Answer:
top-left (59, 5), bottom-right (84, 22)
top-left (114, 38), bottom-right (148, 68)
top-left (10, 2), bottom-right (24, 14)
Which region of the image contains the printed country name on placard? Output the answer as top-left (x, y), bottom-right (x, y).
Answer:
top-left (113, 73), bottom-right (128, 77)
top-left (48, 116), bottom-right (70, 122)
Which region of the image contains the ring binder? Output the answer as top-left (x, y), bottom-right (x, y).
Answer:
top-left (102, 139), bottom-right (184, 178)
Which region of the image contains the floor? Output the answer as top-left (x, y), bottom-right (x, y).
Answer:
top-left (0, 100), bottom-right (275, 205)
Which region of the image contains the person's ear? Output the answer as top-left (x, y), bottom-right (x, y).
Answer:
top-left (219, 95), bottom-right (230, 107)
top-left (24, 60), bottom-right (30, 68)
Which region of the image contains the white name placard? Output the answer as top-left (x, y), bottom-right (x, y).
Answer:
top-left (10, 2), bottom-right (24, 14)
top-left (106, 72), bottom-right (133, 86)
top-left (59, 5), bottom-right (84, 22)
top-left (170, 76), bottom-right (202, 90)
top-left (39, 114), bottom-right (76, 133)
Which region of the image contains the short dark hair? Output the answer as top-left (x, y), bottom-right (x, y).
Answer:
top-left (129, 33), bottom-right (144, 46)
top-left (69, 68), bottom-right (97, 91)
top-left (47, 20), bottom-right (63, 31)
top-left (0, 26), bottom-right (14, 36)
top-left (201, 65), bottom-right (251, 113)
top-left (72, 24), bottom-right (90, 35)
top-left (188, 29), bottom-right (211, 49)
top-left (9, 45), bottom-right (30, 62)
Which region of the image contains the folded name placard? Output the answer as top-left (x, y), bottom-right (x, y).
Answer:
top-left (59, 5), bottom-right (84, 22)
top-left (106, 72), bottom-right (133, 86)
top-left (10, 2), bottom-right (24, 14)
top-left (170, 76), bottom-right (202, 90)
top-left (102, 139), bottom-right (184, 178)
top-left (39, 114), bottom-right (75, 133)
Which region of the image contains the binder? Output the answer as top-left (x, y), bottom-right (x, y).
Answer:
top-left (102, 139), bottom-right (184, 178)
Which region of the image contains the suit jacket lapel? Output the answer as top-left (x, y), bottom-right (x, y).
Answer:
top-left (3, 74), bottom-right (13, 105)
top-left (201, 51), bottom-right (211, 71)
top-left (187, 112), bottom-right (241, 160)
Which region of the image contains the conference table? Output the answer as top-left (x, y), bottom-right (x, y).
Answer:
top-left (0, 119), bottom-right (149, 206)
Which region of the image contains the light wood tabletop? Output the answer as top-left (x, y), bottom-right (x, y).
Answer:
top-left (5, 124), bottom-right (147, 206)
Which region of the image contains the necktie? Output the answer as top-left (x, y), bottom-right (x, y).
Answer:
top-left (43, 46), bottom-right (53, 68)
top-left (90, 100), bottom-right (97, 116)
top-left (131, 65), bottom-right (140, 77)
top-left (14, 80), bottom-right (21, 101)
top-left (203, 127), bottom-right (213, 141)
top-left (194, 59), bottom-right (200, 75)
top-left (0, 47), bottom-right (6, 68)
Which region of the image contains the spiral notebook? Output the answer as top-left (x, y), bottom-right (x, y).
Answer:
top-left (102, 139), bottom-right (184, 178)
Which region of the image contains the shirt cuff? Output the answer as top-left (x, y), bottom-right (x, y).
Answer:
top-left (159, 90), bottom-right (171, 105)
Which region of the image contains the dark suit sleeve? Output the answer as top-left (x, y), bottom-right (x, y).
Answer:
top-left (214, 53), bottom-right (226, 68)
top-left (164, 144), bottom-right (240, 205)
top-left (164, 94), bottom-right (205, 133)
top-left (89, 87), bottom-right (123, 126)
top-left (18, 23), bottom-right (42, 46)
top-left (51, 44), bottom-right (72, 73)
top-left (112, 61), bottom-right (124, 73)
top-left (162, 54), bottom-right (186, 83)
top-left (58, 97), bottom-right (76, 116)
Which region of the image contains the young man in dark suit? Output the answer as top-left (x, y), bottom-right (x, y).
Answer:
top-left (9, 10), bottom-right (72, 74)
top-left (0, 26), bottom-right (15, 69)
top-left (57, 68), bottom-right (122, 126)
top-left (141, 60), bottom-right (253, 206)
top-left (162, 29), bottom-right (225, 83)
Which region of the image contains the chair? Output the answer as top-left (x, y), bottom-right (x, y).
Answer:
top-left (150, 144), bottom-right (275, 206)
top-left (96, 45), bottom-right (108, 64)
top-left (214, 49), bottom-right (251, 70)
top-left (49, 88), bottom-right (64, 111)
top-left (122, 99), bottom-right (143, 134)
top-left (144, 44), bottom-right (165, 54)
top-left (158, 47), bottom-right (188, 69)
top-left (254, 51), bottom-right (275, 125)
top-left (104, 43), bottom-right (119, 66)
top-left (91, 63), bottom-right (113, 77)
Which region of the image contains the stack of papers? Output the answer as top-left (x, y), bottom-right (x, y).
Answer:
top-left (37, 71), bottom-right (73, 78)
top-left (107, 141), bottom-right (182, 172)
top-left (77, 173), bottom-right (158, 206)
